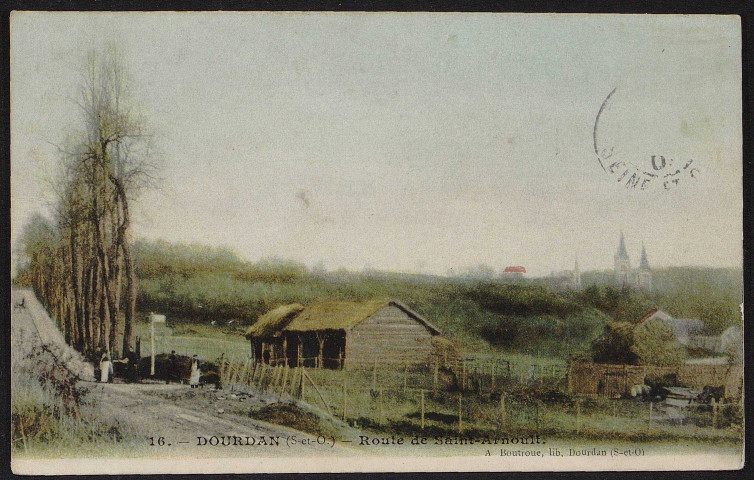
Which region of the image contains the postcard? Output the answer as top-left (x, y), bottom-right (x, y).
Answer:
top-left (10, 11), bottom-right (743, 474)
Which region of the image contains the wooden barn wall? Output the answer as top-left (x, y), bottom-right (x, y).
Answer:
top-left (346, 305), bottom-right (433, 368)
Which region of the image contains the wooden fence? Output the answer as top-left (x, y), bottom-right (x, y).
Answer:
top-left (215, 358), bottom-right (741, 435)
top-left (568, 361), bottom-right (741, 399)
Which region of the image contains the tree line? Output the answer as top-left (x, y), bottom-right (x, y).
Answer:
top-left (17, 46), bottom-right (157, 360)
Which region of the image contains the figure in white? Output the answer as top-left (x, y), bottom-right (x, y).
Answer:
top-left (100, 352), bottom-right (114, 383)
top-left (190, 354), bottom-right (201, 388)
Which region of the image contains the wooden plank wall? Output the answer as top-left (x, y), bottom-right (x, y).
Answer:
top-left (346, 305), bottom-right (433, 368)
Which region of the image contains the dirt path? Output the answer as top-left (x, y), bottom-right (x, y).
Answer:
top-left (12, 288), bottom-right (355, 458)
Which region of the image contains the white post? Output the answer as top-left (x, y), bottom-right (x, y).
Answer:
top-left (150, 317), bottom-right (155, 376)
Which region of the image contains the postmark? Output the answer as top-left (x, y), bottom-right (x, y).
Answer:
top-left (593, 88), bottom-right (701, 191)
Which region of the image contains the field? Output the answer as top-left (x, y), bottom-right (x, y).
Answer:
top-left (143, 318), bottom-right (740, 447)
top-left (216, 356), bottom-right (742, 447)
top-left (132, 321), bottom-right (250, 363)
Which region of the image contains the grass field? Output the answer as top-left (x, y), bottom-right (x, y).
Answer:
top-left (132, 321), bottom-right (742, 448)
top-left (133, 321), bottom-right (250, 363)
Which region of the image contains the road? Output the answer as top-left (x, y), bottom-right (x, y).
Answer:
top-left (11, 288), bottom-right (355, 458)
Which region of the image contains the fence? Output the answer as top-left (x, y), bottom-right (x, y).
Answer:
top-left (230, 352), bottom-right (568, 395)
top-left (213, 357), bottom-right (741, 439)
top-left (568, 361), bottom-right (741, 399)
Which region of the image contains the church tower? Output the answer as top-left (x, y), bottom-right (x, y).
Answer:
top-left (573, 253), bottom-right (582, 289)
top-left (637, 243), bottom-right (652, 292)
top-left (614, 231), bottom-right (631, 287)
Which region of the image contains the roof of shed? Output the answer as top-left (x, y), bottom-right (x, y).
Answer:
top-left (245, 298), bottom-right (440, 338)
top-left (244, 303), bottom-right (306, 338)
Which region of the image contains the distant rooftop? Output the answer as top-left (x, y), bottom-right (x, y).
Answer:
top-left (503, 266), bottom-right (526, 273)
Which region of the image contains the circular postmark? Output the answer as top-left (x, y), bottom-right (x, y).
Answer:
top-left (593, 88), bottom-right (701, 192)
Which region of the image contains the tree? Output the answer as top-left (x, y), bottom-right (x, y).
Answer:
top-left (631, 320), bottom-right (687, 366)
top-left (591, 321), bottom-right (638, 364)
top-left (592, 319), bottom-right (688, 366)
top-left (20, 44), bottom-right (158, 359)
top-left (72, 45), bottom-right (157, 356)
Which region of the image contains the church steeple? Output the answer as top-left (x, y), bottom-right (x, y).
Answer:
top-left (614, 231), bottom-right (631, 287)
top-left (640, 243), bottom-right (650, 271)
top-left (573, 252), bottom-right (582, 289)
top-left (616, 231), bottom-right (629, 260)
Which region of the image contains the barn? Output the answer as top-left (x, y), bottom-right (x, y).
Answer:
top-left (244, 298), bottom-right (459, 370)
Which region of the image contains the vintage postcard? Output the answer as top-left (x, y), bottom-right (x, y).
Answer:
top-left (10, 12), bottom-right (743, 474)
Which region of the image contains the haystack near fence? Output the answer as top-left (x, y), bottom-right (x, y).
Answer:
top-left (245, 298), bottom-right (460, 370)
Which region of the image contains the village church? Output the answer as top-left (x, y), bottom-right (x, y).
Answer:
top-left (614, 232), bottom-right (652, 292)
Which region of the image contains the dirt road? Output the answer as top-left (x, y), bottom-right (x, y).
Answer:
top-left (11, 289), bottom-right (355, 458)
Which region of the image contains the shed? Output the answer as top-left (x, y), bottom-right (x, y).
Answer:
top-left (245, 298), bottom-right (456, 369)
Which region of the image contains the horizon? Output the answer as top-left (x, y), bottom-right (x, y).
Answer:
top-left (11, 13), bottom-right (743, 277)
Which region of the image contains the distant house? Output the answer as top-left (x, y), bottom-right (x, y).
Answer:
top-left (503, 266), bottom-right (526, 276)
top-left (719, 326), bottom-right (743, 354)
top-left (244, 299), bottom-right (460, 370)
top-left (637, 309), bottom-right (704, 345)
top-left (688, 326), bottom-right (743, 355)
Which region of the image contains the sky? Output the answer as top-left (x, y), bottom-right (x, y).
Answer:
top-left (10, 13), bottom-right (742, 277)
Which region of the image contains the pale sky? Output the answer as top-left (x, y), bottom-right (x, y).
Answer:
top-left (11, 13), bottom-right (742, 276)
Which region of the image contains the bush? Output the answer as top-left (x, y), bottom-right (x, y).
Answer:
top-left (11, 345), bottom-right (132, 454)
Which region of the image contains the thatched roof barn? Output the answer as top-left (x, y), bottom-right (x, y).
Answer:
top-left (245, 299), bottom-right (458, 369)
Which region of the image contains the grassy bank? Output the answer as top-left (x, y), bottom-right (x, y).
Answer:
top-left (11, 341), bottom-right (141, 457)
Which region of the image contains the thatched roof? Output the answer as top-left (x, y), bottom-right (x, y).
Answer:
top-left (244, 303), bottom-right (305, 338)
top-left (245, 298), bottom-right (440, 338)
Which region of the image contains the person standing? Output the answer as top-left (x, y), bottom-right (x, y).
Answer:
top-left (100, 353), bottom-right (114, 383)
top-left (125, 349), bottom-right (139, 383)
top-left (190, 354), bottom-right (201, 388)
top-left (167, 350), bottom-right (177, 384)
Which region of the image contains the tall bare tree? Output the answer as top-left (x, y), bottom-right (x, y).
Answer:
top-left (21, 44), bottom-right (158, 359)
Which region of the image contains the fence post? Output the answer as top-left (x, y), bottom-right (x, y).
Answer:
top-left (280, 365), bottom-right (289, 398)
top-left (403, 363), bottom-right (408, 392)
top-left (378, 388), bottom-right (384, 425)
top-left (228, 364), bottom-right (236, 388)
top-left (647, 402), bottom-right (653, 431)
top-left (612, 401), bottom-right (617, 432)
top-left (342, 379), bottom-right (348, 421)
top-left (298, 367), bottom-right (305, 400)
top-left (420, 390), bottom-right (425, 431)
top-left (262, 364), bottom-right (269, 389)
top-left (576, 400), bottom-right (581, 434)
top-left (458, 393), bottom-right (463, 433)
top-left (243, 362), bottom-right (251, 386)
top-left (433, 365), bottom-right (439, 393)
top-left (253, 364), bottom-right (260, 389)
top-left (225, 363), bottom-right (233, 387)
top-left (500, 394), bottom-right (507, 427)
top-left (712, 398), bottom-right (718, 428)
top-left (266, 365), bottom-right (274, 390)
top-left (372, 360), bottom-right (378, 391)
top-left (219, 362), bottom-right (227, 385)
